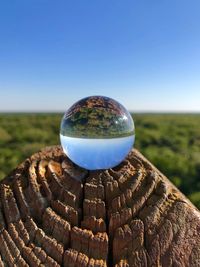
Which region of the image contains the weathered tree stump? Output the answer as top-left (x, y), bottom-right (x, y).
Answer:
top-left (0, 145), bottom-right (199, 267)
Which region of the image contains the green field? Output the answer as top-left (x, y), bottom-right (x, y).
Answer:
top-left (0, 113), bottom-right (200, 209)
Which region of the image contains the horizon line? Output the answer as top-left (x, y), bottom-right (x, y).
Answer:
top-left (0, 110), bottom-right (200, 114)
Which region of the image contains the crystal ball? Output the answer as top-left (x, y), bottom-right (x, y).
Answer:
top-left (60, 96), bottom-right (135, 170)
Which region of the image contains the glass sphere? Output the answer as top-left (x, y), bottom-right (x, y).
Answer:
top-left (60, 96), bottom-right (135, 170)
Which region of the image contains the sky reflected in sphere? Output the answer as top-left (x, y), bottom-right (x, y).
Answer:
top-left (60, 96), bottom-right (135, 170)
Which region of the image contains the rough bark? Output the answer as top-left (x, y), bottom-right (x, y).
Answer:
top-left (0, 145), bottom-right (199, 267)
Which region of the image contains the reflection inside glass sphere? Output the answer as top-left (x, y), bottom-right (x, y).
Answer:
top-left (60, 96), bottom-right (135, 170)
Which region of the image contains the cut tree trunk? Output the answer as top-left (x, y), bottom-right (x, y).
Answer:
top-left (0, 145), bottom-right (199, 267)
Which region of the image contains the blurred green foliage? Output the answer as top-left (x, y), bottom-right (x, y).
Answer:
top-left (0, 113), bottom-right (200, 208)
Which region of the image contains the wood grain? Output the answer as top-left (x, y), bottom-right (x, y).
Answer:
top-left (0, 145), bottom-right (199, 267)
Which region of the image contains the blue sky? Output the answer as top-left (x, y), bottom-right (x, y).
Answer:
top-left (0, 0), bottom-right (200, 112)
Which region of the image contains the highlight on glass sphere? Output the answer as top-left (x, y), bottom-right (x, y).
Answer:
top-left (60, 96), bottom-right (135, 170)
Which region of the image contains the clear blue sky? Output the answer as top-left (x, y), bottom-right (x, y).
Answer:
top-left (0, 0), bottom-right (200, 112)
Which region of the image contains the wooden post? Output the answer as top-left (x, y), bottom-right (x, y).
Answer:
top-left (0, 145), bottom-right (199, 266)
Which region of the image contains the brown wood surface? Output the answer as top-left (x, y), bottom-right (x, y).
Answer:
top-left (0, 145), bottom-right (199, 267)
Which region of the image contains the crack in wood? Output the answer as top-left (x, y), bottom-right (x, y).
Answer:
top-left (0, 145), bottom-right (199, 267)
